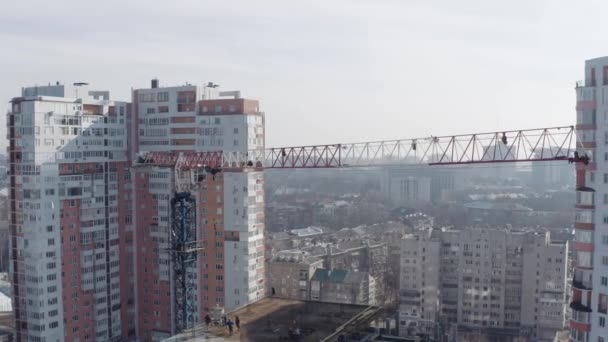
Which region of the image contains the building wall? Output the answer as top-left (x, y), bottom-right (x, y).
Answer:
top-left (398, 230), bottom-right (441, 338)
top-left (310, 272), bottom-right (374, 306)
top-left (399, 228), bottom-right (568, 340)
top-left (196, 171), bottom-right (225, 314)
top-left (132, 168), bottom-right (172, 341)
top-left (571, 56), bottom-right (608, 342)
top-left (266, 257), bottom-right (323, 300)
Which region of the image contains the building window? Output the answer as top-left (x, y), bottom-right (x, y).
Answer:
top-left (229, 105), bottom-right (236, 112)
top-left (603, 277), bottom-right (608, 286)
top-left (600, 316), bottom-right (606, 327)
top-left (157, 92), bottom-right (169, 102)
top-left (591, 172), bottom-right (596, 183)
top-left (600, 294), bottom-right (608, 314)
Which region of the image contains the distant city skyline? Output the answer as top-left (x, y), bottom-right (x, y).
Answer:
top-left (2, 0), bottom-right (606, 149)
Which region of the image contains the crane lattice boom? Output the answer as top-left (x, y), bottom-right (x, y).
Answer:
top-left (135, 126), bottom-right (585, 170)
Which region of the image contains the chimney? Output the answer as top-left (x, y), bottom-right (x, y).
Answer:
top-left (151, 79), bottom-right (159, 89)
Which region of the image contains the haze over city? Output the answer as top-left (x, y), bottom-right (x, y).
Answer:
top-left (3, 0), bottom-right (608, 149)
top-left (3, 1), bottom-right (608, 341)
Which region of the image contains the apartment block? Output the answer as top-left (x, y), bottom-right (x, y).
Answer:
top-left (7, 80), bottom-right (266, 342)
top-left (8, 83), bottom-right (132, 342)
top-left (398, 229), bottom-right (441, 338)
top-left (399, 227), bottom-right (568, 341)
top-left (267, 251), bottom-right (323, 300)
top-left (571, 56), bottom-right (608, 342)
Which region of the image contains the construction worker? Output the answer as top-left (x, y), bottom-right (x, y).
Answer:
top-left (235, 316), bottom-right (240, 331)
top-left (226, 318), bottom-right (234, 335)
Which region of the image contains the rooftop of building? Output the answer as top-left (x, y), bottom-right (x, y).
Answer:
top-left (290, 226), bottom-right (325, 237)
top-left (311, 268), bottom-right (368, 284)
top-left (270, 231), bottom-right (291, 240)
top-left (463, 201), bottom-right (532, 211)
top-left (271, 250), bottom-right (323, 265)
top-left (165, 298), bottom-right (372, 341)
top-left (311, 268), bottom-right (348, 283)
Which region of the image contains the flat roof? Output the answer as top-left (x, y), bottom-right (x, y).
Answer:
top-left (166, 298), bottom-right (370, 341)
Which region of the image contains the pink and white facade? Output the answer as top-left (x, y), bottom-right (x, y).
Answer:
top-left (8, 81), bottom-right (266, 341)
top-left (571, 57), bottom-right (608, 342)
top-left (131, 83), bottom-right (266, 340)
top-left (8, 83), bottom-right (133, 342)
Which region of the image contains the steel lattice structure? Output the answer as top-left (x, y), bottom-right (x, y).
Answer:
top-left (169, 192), bottom-right (200, 333)
top-left (136, 126), bottom-right (585, 170)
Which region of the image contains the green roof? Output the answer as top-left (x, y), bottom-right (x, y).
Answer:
top-left (311, 269), bottom-right (348, 283)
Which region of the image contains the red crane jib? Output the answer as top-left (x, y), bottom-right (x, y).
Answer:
top-left (135, 125), bottom-right (590, 169)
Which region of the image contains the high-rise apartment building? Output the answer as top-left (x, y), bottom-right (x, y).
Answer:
top-left (399, 227), bottom-right (568, 341)
top-left (7, 80), bottom-right (266, 341)
top-left (8, 83), bottom-right (131, 342)
top-left (132, 83), bottom-right (265, 340)
top-left (571, 56), bottom-right (608, 342)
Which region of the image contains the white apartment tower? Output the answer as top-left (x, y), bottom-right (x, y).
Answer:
top-left (571, 57), bottom-right (608, 342)
top-left (8, 83), bottom-right (131, 341)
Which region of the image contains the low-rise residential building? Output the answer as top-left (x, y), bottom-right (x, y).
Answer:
top-left (310, 269), bottom-right (376, 306)
top-left (267, 251), bottom-right (323, 300)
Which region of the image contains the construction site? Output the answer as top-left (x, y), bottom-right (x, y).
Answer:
top-left (166, 298), bottom-right (382, 341)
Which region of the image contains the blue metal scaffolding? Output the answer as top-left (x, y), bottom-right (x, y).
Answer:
top-left (170, 192), bottom-right (199, 333)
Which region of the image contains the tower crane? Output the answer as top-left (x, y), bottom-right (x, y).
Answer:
top-left (134, 125), bottom-right (588, 334)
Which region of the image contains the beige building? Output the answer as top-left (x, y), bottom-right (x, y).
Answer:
top-left (399, 227), bottom-right (568, 341)
top-left (266, 251), bottom-right (323, 300)
top-left (398, 229), bottom-right (442, 338)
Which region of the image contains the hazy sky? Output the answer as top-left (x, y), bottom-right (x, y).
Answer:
top-left (1, 0), bottom-right (606, 148)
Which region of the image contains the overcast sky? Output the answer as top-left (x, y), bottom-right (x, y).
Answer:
top-left (1, 0), bottom-right (606, 148)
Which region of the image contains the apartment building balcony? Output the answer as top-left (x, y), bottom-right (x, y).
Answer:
top-left (569, 304), bottom-right (591, 340)
top-left (575, 187), bottom-right (595, 210)
top-left (575, 79), bottom-right (596, 88)
top-left (572, 279), bottom-right (592, 291)
top-left (569, 302), bottom-right (592, 316)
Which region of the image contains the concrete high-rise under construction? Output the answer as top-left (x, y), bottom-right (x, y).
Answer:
top-left (7, 80), bottom-right (266, 341)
